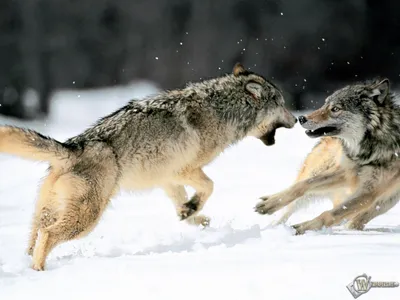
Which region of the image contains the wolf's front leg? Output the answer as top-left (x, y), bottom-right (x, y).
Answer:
top-left (173, 168), bottom-right (213, 225)
top-left (346, 192), bottom-right (400, 230)
top-left (163, 184), bottom-right (189, 216)
top-left (292, 192), bottom-right (375, 235)
top-left (255, 188), bottom-right (304, 215)
top-left (255, 169), bottom-right (346, 215)
top-left (163, 184), bottom-right (209, 226)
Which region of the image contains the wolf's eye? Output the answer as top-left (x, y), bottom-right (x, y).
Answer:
top-left (331, 106), bottom-right (341, 112)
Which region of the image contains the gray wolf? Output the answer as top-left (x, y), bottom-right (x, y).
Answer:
top-left (0, 63), bottom-right (297, 270)
top-left (255, 78), bottom-right (400, 235)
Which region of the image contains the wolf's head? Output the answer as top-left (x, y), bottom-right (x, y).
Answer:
top-left (230, 63), bottom-right (297, 146)
top-left (298, 79), bottom-right (392, 147)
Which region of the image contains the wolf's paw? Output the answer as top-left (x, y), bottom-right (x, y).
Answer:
top-left (292, 213), bottom-right (331, 235)
top-left (179, 197), bottom-right (200, 220)
top-left (186, 214), bottom-right (211, 227)
top-left (292, 221), bottom-right (323, 235)
top-left (345, 211), bottom-right (368, 231)
top-left (254, 195), bottom-right (283, 215)
top-left (31, 262), bottom-right (45, 271)
top-left (291, 223), bottom-right (306, 235)
top-left (344, 221), bottom-right (365, 231)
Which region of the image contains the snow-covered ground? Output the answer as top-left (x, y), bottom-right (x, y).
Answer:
top-left (0, 83), bottom-right (399, 300)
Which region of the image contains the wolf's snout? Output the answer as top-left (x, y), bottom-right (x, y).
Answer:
top-left (285, 117), bottom-right (297, 128)
top-left (298, 116), bottom-right (307, 125)
top-left (282, 109), bottom-right (297, 128)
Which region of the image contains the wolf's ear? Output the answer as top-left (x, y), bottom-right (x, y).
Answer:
top-left (233, 63), bottom-right (246, 77)
top-left (245, 81), bottom-right (263, 108)
top-left (369, 79), bottom-right (390, 104)
top-left (245, 82), bottom-right (262, 98)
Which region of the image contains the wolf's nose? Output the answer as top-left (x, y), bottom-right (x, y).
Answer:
top-left (294, 118), bottom-right (298, 124)
top-left (298, 116), bottom-right (307, 125)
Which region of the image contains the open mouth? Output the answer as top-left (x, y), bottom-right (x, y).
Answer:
top-left (259, 128), bottom-right (277, 146)
top-left (305, 126), bottom-right (340, 138)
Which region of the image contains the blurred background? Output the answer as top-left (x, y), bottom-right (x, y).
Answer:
top-left (1, 0), bottom-right (400, 120)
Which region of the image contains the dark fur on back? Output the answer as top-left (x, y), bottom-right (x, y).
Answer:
top-left (65, 70), bottom-right (285, 163)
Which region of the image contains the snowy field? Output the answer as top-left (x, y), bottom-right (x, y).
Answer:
top-left (0, 83), bottom-right (399, 300)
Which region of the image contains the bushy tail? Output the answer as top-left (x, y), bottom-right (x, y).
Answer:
top-left (0, 126), bottom-right (72, 165)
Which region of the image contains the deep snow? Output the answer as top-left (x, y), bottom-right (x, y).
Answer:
top-left (0, 83), bottom-right (399, 300)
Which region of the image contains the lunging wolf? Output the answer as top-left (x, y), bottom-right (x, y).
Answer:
top-left (255, 78), bottom-right (400, 234)
top-left (0, 63), bottom-right (296, 270)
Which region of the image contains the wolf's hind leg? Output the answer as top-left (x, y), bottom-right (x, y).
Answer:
top-left (32, 199), bottom-right (109, 271)
top-left (31, 173), bottom-right (115, 271)
top-left (27, 169), bottom-right (60, 256)
top-left (32, 206), bottom-right (106, 272)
